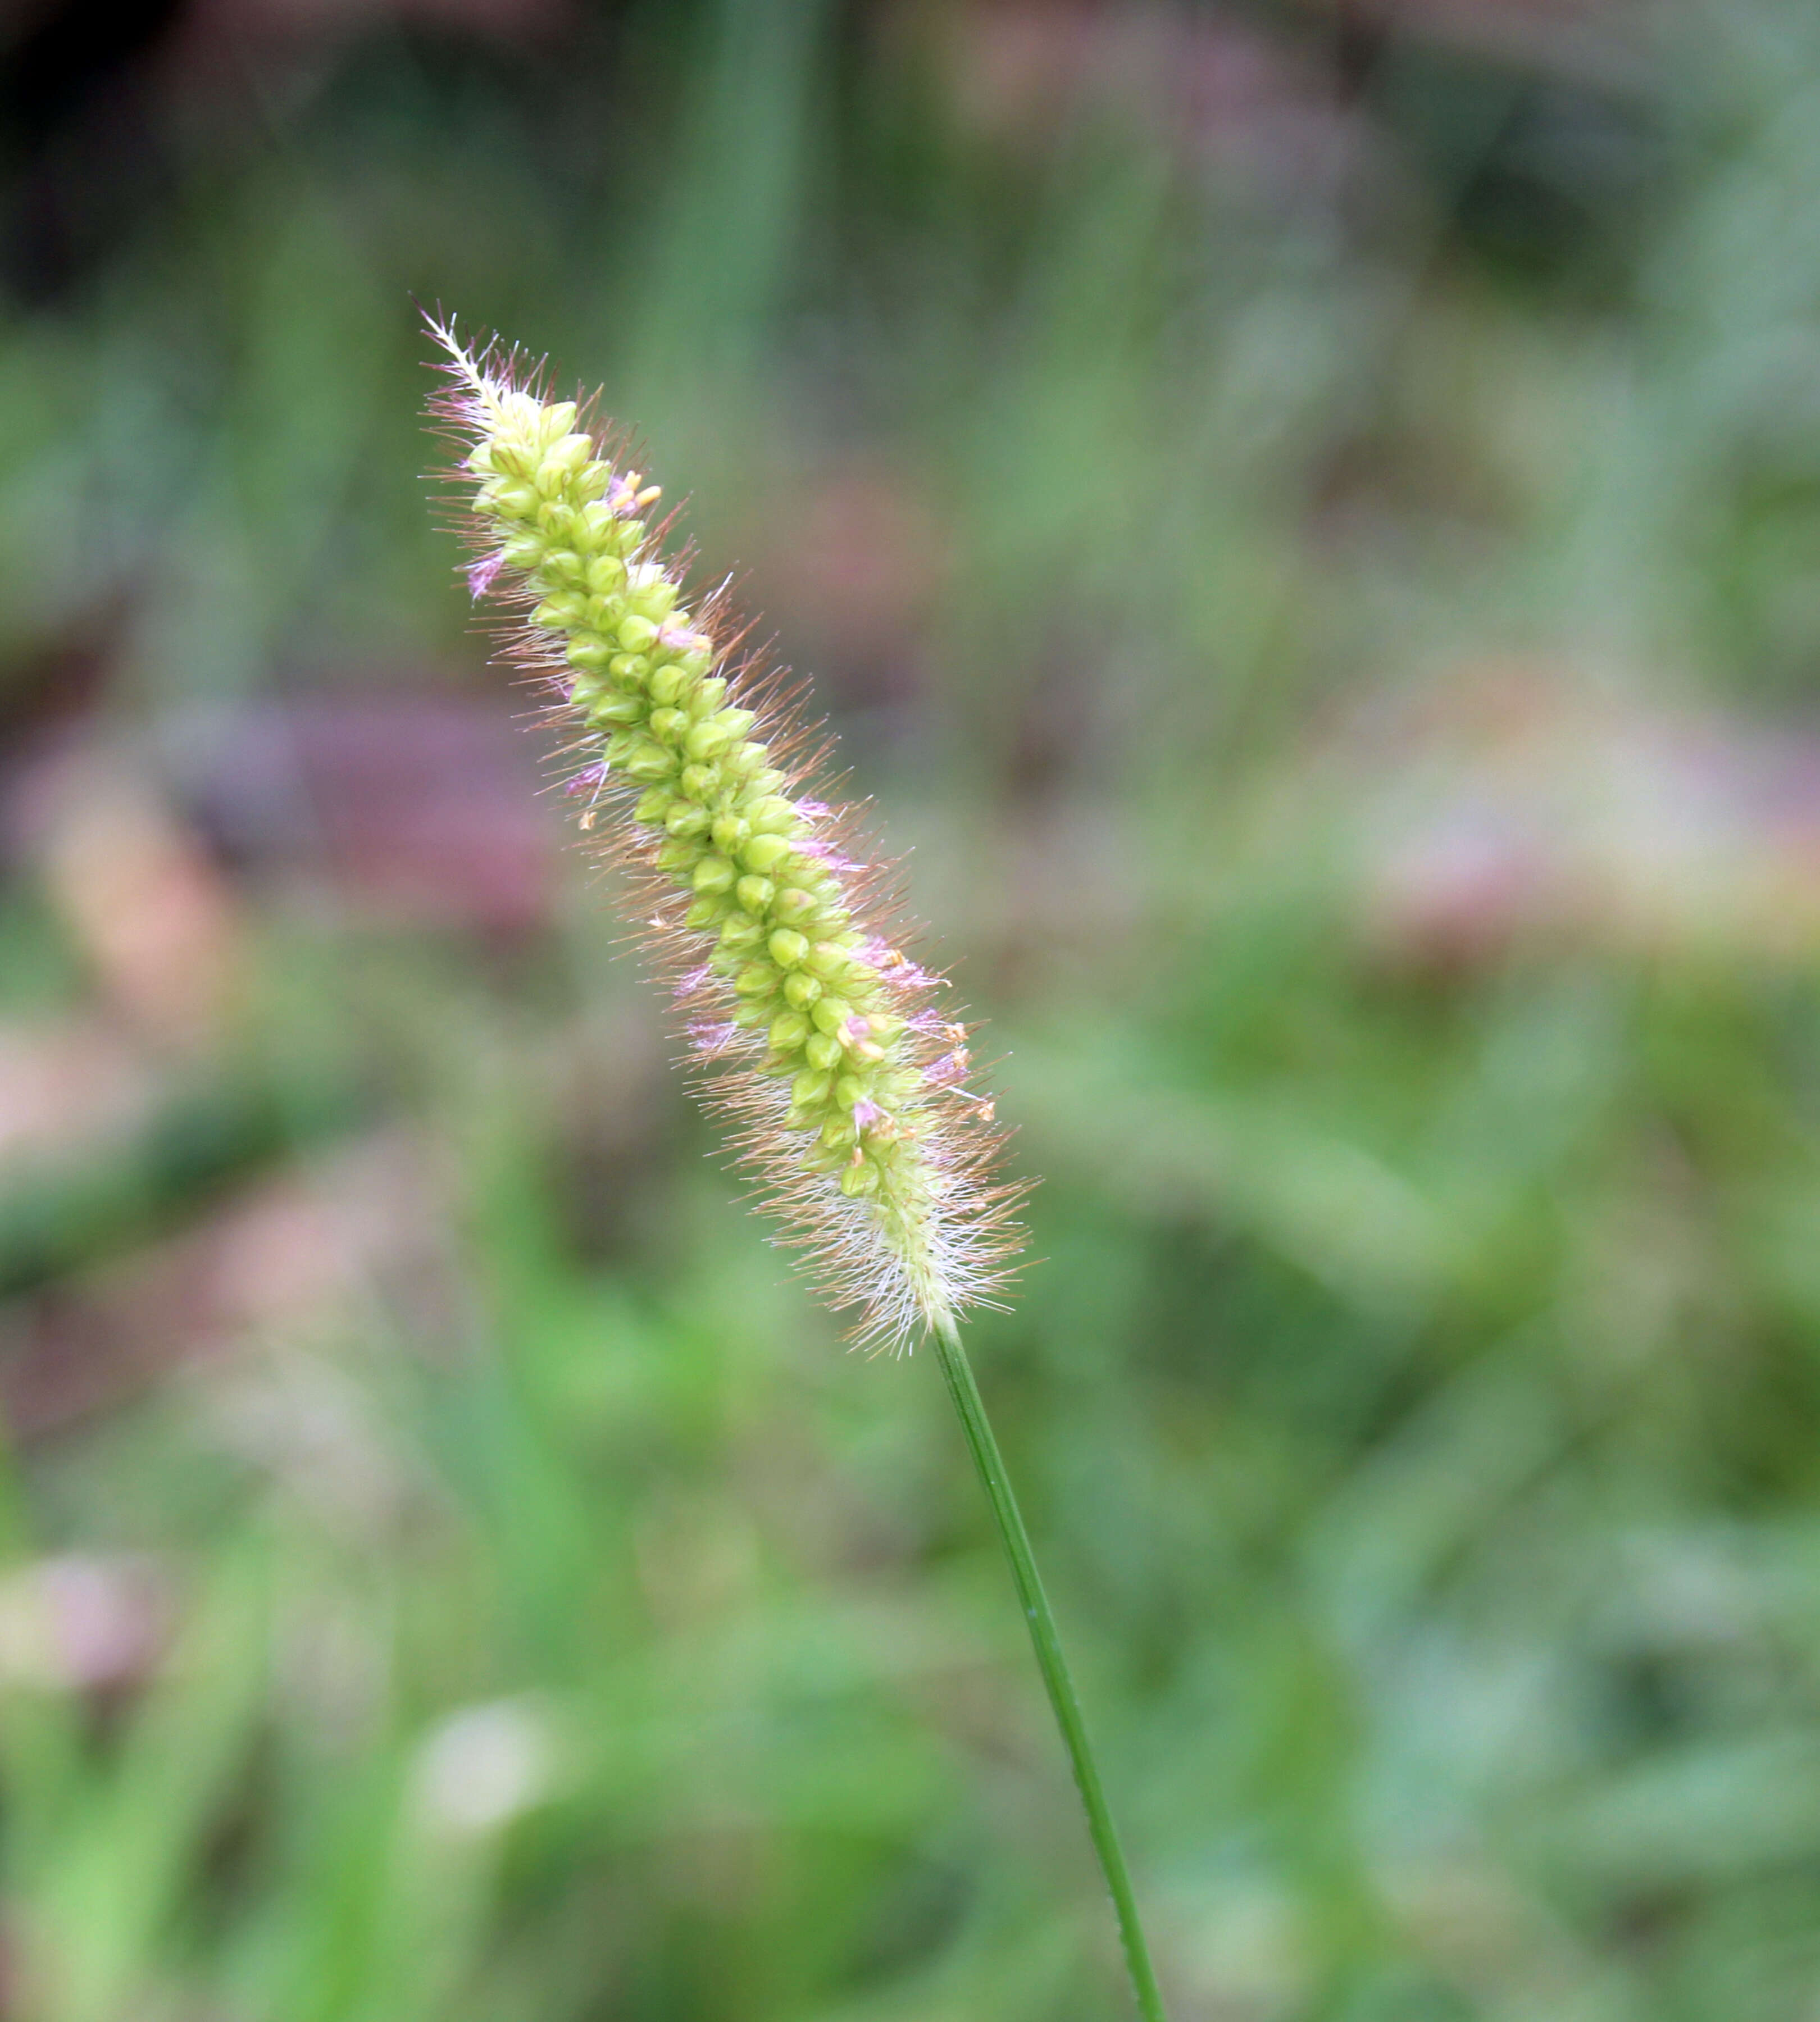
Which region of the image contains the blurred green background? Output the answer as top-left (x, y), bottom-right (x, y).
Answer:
top-left (3, 0), bottom-right (1820, 2015)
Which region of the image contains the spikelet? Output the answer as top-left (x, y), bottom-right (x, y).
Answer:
top-left (425, 318), bottom-right (1022, 1351)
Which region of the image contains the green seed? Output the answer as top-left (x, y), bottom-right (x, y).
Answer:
top-left (770, 1011), bottom-right (811, 1051)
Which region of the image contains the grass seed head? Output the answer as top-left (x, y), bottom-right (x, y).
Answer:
top-left (425, 316), bottom-right (1023, 1351)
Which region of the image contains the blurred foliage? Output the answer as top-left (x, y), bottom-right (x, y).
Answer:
top-left (3, 0), bottom-right (1820, 2017)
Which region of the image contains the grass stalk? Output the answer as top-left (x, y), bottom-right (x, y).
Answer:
top-left (929, 1314), bottom-right (1168, 2022)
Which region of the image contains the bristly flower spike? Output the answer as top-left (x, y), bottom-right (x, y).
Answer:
top-left (425, 317), bottom-right (1022, 1352)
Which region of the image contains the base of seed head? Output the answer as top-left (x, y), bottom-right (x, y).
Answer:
top-left (425, 316), bottom-right (1022, 1352)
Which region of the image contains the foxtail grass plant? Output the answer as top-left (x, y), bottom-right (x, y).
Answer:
top-left (425, 317), bottom-right (1169, 2020)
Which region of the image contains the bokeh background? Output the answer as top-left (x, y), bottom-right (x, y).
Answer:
top-left (3, 0), bottom-right (1820, 2015)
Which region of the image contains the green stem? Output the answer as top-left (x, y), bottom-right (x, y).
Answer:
top-left (929, 1314), bottom-right (1169, 2022)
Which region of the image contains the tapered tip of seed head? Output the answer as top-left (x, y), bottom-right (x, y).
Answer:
top-left (422, 309), bottom-right (490, 394)
top-left (422, 311), bottom-right (542, 445)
